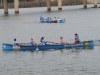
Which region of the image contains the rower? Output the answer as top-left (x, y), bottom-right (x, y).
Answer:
top-left (46, 17), bottom-right (49, 22)
top-left (59, 37), bottom-right (67, 45)
top-left (40, 37), bottom-right (48, 45)
top-left (74, 33), bottom-right (80, 44)
top-left (54, 17), bottom-right (56, 20)
top-left (30, 38), bottom-right (37, 46)
top-left (50, 17), bottom-right (53, 21)
top-left (57, 18), bottom-right (60, 23)
top-left (13, 38), bottom-right (19, 46)
top-left (41, 16), bottom-right (44, 21)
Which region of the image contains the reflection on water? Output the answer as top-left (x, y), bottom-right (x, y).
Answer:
top-left (1, 46), bottom-right (99, 75)
top-left (3, 46), bottom-right (94, 54)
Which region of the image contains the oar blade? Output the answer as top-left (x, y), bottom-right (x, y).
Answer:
top-left (36, 48), bottom-right (39, 51)
top-left (93, 40), bottom-right (100, 46)
top-left (98, 40), bottom-right (100, 42)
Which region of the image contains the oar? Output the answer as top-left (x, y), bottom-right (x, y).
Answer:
top-left (93, 39), bottom-right (100, 46)
top-left (36, 44), bottom-right (39, 51)
top-left (98, 40), bottom-right (100, 42)
top-left (19, 43), bottom-right (30, 46)
top-left (48, 41), bottom-right (59, 44)
top-left (48, 41), bottom-right (71, 45)
top-left (93, 39), bottom-right (100, 42)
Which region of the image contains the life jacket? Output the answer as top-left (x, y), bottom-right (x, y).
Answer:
top-left (75, 36), bottom-right (80, 42)
top-left (76, 36), bottom-right (80, 41)
top-left (74, 37), bottom-right (77, 42)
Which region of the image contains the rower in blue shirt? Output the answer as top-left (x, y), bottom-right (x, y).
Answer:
top-left (46, 17), bottom-right (49, 22)
top-left (50, 17), bottom-right (53, 21)
top-left (30, 38), bottom-right (37, 46)
top-left (40, 37), bottom-right (48, 45)
top-left (13, 38), bottom-right (19, 46)
top-left (41, 16), bottom-right (44, 21)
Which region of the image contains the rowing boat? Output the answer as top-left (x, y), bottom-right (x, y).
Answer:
top-left (40, 19), bottom-right (65, 23)
top-left (2, 40), bottom-right (94, 51)
top-left (39, 12), bottom-right (65, 23)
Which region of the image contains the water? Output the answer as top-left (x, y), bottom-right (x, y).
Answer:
top-left (0, 5), bottom-right (100, 75)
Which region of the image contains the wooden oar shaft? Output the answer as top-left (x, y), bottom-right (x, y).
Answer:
top-left (48, 41), bottom-right (59, 44)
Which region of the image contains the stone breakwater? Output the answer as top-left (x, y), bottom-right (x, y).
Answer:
top-left (0, 0), bottom-right (83, 9)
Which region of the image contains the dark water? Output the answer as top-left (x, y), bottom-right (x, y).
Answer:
top-left (0, 5), bottom-right (100, 75)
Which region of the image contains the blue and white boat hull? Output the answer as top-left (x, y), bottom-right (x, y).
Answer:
top-left (2, 40), bottom-right (94, 51)
top-left (40, 19), bottom-right (65, 23)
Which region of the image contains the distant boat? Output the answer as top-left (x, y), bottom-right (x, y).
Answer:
top-left (2, 40), bottom-right (94, 51)
top-left (40, 13), bottom-right (65, 23)
top-left (40, 19), bottom-right (65, 23)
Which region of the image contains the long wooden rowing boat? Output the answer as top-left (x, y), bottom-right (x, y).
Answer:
top-left (2, 40), bottom-right (94, 51)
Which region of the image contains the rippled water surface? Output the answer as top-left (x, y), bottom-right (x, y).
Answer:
top-left (0, 5), bottom-right (100, 75)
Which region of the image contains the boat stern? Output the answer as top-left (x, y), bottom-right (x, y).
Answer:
top-left (83, 40), bottom-right (94, 47)
top-left (2, 43), bottom-right (14, 51)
